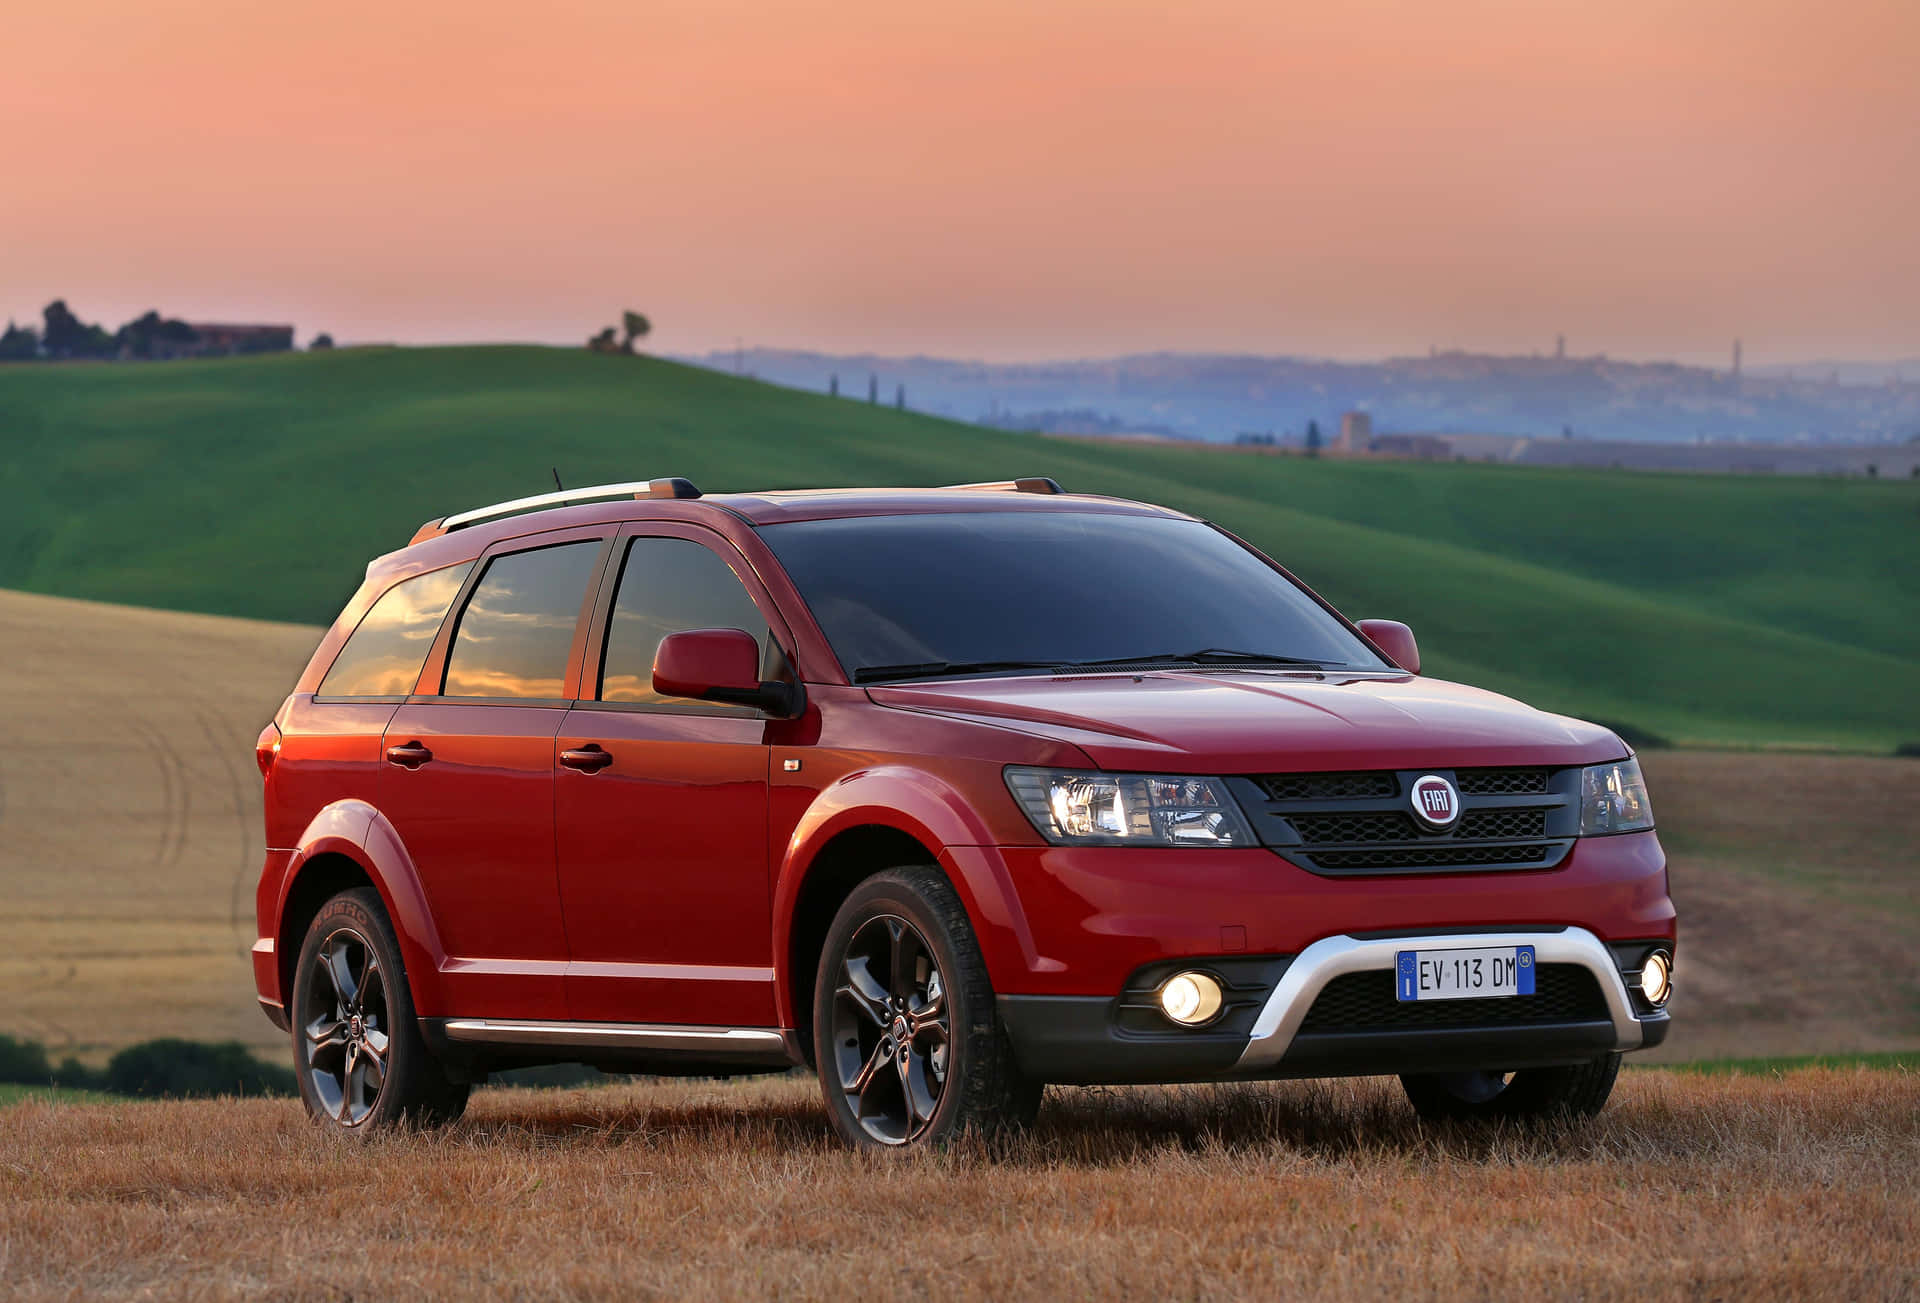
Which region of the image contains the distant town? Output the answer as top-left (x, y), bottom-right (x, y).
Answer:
top-left (696, 344), bottom-right (1920, 476)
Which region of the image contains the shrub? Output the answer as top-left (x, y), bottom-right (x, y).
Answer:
top-left (104, 1039), bottom-right (296, 1099)
top-left (0, 1034), bottom-right (53, 1084)
top-left (52, 1057), bottom-right (104, 1091)
top-left (1895, 742), bottom-right (1920, 759)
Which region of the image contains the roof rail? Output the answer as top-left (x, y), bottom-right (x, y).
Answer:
top-left (943, 477), bottom-right (1065, 495)
top-left (409, 477), bottom-right (702, 544)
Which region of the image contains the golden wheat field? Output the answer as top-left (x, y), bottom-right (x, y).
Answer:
top-left (3, 586), bottom-right (1917, 1064)
top-left (2, 1068), bottom-right (1917, 1301)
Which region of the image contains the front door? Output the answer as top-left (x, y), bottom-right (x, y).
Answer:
top-left (379, 534), bottom-right (608, 1019)
top-left (555, 529), bottom-right (784, 1027)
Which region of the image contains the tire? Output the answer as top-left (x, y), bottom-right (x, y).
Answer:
top-left (812, 866), bottom-right (1042, 1150)
top-left (1400, 1053), bottom-right (1622, 1124)
top-left (290, 886), bottom-right (469, 1131)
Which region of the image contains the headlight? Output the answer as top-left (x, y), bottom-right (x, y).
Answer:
top-left (1005, 767), bottom-right (1255, 847)
top-left (1578, 757), bottom-right (1654, 835)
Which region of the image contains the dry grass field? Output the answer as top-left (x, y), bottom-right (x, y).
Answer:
top-left (2, 585), bottom-right (1917, 1064)
top-left (0, 589), bottom-right (320, 1055)
top-left (2, 1068), bottom-right (1916, 1301)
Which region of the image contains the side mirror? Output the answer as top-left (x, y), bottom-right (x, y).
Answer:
top-left (652, 628), bottom-right (803, 717)
top-left (1356, 619), bottom-right (1420, 675)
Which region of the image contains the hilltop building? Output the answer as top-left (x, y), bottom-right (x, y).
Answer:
top-left (151, 323), bottom-right (295, 359)
top-left (1335, 410), bottom-right (1372, 453)
top-left (187, 323), bottom-right (295, 355)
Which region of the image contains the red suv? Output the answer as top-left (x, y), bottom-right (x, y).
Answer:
top-left (253, 477), bottom-right (1673, 1148)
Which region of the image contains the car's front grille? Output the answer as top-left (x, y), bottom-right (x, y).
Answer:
top-left (1454, 767), bottom-right (1552, 796)
top-left (1311, 844), bottom-right (1555, 871)
top-left (1287, 807), bottom-right (1551, 845)
top-left (1257, 771), bottom-right (1397, 802)
top-left (1297, 964), bottom-right (1609, 1033)
top-left (1456, 808), bottom-right (1548, 840)
top-left (1230, 767), bottom-right (1578, 876)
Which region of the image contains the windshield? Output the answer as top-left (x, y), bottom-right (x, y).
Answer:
top-left (759, 511), bottom-right (1387, 683)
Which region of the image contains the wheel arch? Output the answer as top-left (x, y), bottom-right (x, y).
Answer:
top-left (780, 824), bottom-right (940, 1065)
top-left (271, 801), bottom-right (450, 1016)
top-left (774, 785), bottom-right (1040, 1060)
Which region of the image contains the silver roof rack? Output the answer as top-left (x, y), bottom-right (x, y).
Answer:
top-left (412, 477), bottom-right (701, 543)
top-left (943, 477), bottom-right (1064, 495)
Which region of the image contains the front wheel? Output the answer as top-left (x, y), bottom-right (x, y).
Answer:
top-left (812, 866), bottom-right (1041, 1150)
top-left (1400, 1053), bottom-right (1622, 1123)
top-left (290, 886), bottom-right (469, 1132)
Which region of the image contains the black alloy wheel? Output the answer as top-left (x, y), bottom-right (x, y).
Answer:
top-left (831, 913), bottom-right (951, 1145)
top-left (290, 887), bottom-right (469, 1132)
top-left (813, 867), bottom-right (1042, 1151)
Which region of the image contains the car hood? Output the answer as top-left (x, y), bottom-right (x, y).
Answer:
top-left (866, 670), bottom-right (1626, 773)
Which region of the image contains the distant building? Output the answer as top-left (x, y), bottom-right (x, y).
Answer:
top-left (152, 323), bottom-right (295, 359)
top-left (1335, 410), bottom-right (1372, 453)
top-left (1369, 433), bottom-right (1452, 460)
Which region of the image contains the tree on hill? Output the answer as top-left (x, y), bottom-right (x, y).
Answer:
top-left (310, 333), bottom-right (334, 350)
top-left (1305, 420), bottom-right (1323, 457)
top-left (0, 320), bottom-right (38, 361)
top-left (41, 300), bottom-right (114, 360)
top-left (587, 326), bottom-right (620, 354)
top-left (114, 310), bottom-right (198, 360)
top-left (621, 311), bottom-right (651, 354)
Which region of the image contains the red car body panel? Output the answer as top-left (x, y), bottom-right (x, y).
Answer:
top-left (255, 486), bottom-right (1675, 1073)
top-left (867, 672), bottom-right (1625, 774)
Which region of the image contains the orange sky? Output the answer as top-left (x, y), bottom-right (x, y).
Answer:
top-left (3, 0), bottom-right (1915, 363)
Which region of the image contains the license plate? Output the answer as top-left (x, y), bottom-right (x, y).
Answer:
top-left (1395, 945), bottom-right (1536, 1001)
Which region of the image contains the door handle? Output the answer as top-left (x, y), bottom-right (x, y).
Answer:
top-left (385, 741), bottom-right (434, 769)
top-left (560, 744), bottom-right (614, 773)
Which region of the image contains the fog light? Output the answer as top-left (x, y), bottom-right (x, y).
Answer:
top-left (1639, 950), bottom-right (1672, 1006)
top-left (1158, 971), bottom-right (1224, 1026)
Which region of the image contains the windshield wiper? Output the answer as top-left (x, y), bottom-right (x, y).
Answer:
top-left (853, 659), bottom-right (1060, 684)
top-left (1066, 648), bottom-right (1332, 670)
top-left (855, 648), bottom-right (1335, 684)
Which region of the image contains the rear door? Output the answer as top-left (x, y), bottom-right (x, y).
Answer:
top-left (380, 528), bottom-right (612, 1019)
top-left (555, 525), bottom-right (788, 1027)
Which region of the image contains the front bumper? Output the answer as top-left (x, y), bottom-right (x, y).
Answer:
top-left (1000, 925), bottom-right (1669, 1085)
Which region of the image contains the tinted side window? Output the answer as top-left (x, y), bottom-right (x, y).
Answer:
top-left (600, 537), bottom-right (771, 706)
top-left (319, 563), bottom-right (474, 698)
top-left (442, 542), bottom-right (602, 699)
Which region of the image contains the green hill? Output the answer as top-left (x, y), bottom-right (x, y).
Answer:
top-left (1, 345), bottom-right (1914, 750)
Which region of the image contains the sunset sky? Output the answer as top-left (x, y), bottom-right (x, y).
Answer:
top-left (4, 0), bottom-right (1915, 364)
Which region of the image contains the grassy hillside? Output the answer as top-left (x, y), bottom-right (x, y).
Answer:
top-left (1, 345), bottom-right (1914, 749)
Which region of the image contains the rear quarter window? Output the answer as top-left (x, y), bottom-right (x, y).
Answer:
top-left (318, 563), bottom-right (473, 698)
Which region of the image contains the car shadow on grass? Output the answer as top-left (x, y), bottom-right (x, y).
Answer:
top-left (445, 1078), bottom-right (1661, 1167)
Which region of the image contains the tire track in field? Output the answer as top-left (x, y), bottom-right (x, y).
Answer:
top-left (128, 712), bottom-right (190, 871)
top-left (191, 699), bottom-right (260, 948)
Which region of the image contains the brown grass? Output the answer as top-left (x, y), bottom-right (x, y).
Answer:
top-left (2, 1069), bottom-right (1916, 1301)
top-left (0, 589), bottom-right (319, 1056)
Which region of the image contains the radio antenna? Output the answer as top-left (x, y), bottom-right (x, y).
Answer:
top-left (551, 467), bottom-right (564, 492)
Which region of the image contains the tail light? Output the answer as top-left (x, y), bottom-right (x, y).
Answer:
top-left (255, 722), bottom-right (282, 779)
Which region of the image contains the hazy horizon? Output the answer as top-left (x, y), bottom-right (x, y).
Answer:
top-left (6, 0), bottom-right (1914, 368)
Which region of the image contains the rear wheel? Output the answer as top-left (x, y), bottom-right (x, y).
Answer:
top-left (290, 887), bottom-right (468, 1131)
top-left (1400, 1053), bottom-right (1621, 1123)
top-left (813, 866), bottom-right (1041, 1150)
